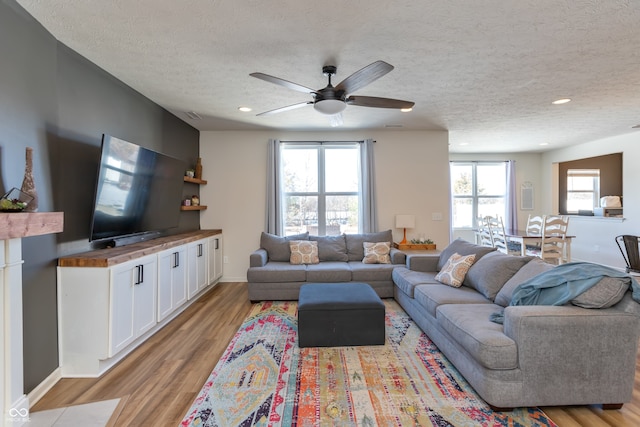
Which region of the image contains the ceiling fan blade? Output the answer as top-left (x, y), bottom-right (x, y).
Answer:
top-left (256, 101), bottom-right (313, 116)
top-left (250, 72), bottom-right (317, 94)
top-left (346, 96), bottom-right (414, 109)
top-left (335, 61), bottom-right (394, 95)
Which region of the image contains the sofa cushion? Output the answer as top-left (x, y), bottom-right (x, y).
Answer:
top-left (289, 240), bottom-right (319, 265)
top-left (363, 241), bottom-right (391, 264)
top-left (306, 262), bottom-right (352, 282)
top-left (345, 230), bottom-right (393, 261)
top-left (437, 238), bottom-right (496, 271)
top-left (350, 261), bottom-right (396, 282)
top-left (436, 303), bottom-right (518, 370)
top-left (414, 284), bottom-right (492, 318)
top-left (571, 276), bottom-right (629, 309)
top-left (435, 253), bottom-right (476, 288)
top-left (464, 251), bottom-right (533, 300)
top-left (247, 262), bottom-right (306, 283)
top-left (310, 234), bottom-right (349, 262)
top-left (494, 258), bottom-right (555, 307)
top-left (260, 231), bottom-right (309, 262)
top-left (392, 267), bottom-right (439, 298)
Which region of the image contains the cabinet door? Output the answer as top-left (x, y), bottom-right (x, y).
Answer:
top-left (157, 250), bottom-right (174, 321)
top-left (208, 236), bottom-right (223, 286)
top-left (171, 246), bottom-right (187, 308)
top-left (187, 240), bottom-right (208, 299)
top-left (109, 254), bottom-right (157, 356)
top-left (109, 264), bottom-right (136, 356)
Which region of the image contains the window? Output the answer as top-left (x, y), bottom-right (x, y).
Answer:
top-left (450, 162), bottom-right (507, 228)
top-left (566, 169), bottom-right (600, 213)
top-left (281, 143), bottom-right (360, 236)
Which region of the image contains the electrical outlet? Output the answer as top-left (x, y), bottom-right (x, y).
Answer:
top-left (223, 256), bottom-right (229, 264)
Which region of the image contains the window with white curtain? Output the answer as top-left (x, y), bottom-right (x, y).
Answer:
top-left (450, 161), bottom-right (507, 229)
top-left (281, 142), bottom-right (361, 236)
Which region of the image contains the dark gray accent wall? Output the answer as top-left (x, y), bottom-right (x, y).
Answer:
top-left (1, 0), bottom-right (201, 393)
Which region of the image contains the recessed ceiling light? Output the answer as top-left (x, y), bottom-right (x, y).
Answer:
top-left (238, 106), bottom-right (252, 112)
top-left (552, 98), bottom-right (571, 105)
top-left (540, 142), bottom-right (549, 146)
top-left (400, 108), bottom-right (413, 112)
top-left (459, 142), bottom-right (469, 146)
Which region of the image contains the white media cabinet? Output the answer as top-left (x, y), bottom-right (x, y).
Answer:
top-left (57, 229), bottom-right (223, 377)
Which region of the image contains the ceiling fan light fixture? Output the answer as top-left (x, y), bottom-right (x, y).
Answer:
top-left (552, 98), bottom-right (571, 105)
top-left (314, 99), bottom-right (347, 115)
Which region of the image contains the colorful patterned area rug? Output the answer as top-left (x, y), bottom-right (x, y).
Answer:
top-left (181, 300), bottom-right (557, 427)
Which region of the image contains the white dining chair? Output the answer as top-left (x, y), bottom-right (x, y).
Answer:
top-left (527, 215), bottom-right (569, 264)
top-left (476, 216), bottom-right (494, 247)
top-left (489, 216), bottom-right (520, 255)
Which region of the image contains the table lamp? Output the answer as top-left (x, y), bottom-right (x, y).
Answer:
top-left (395, 214), bottom-right (415, 245)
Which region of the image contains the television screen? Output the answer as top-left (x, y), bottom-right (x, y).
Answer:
top-left (89, 134), bottom-right (187, 242)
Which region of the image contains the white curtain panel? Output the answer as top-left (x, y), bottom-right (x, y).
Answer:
top-left (360, 138), bottom-right (378, 233)
top-left (266, 138), bottom-right (282, 235)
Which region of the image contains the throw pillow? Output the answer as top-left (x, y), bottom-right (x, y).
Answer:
top-left (494, 258), bottom-right (555, 307)
top-left (310, 234), bottom-right (349, 262)
top-left (260, 231), bottom-right (309, 262)
top-left (435, 253), bottom-right (476, 288)
top-left (345, 230), bottom-right (393, 261)
top-left (571, 276), bottom-right (629, 309)
top-left (289, 240), bottom-right (319, 265)
top-left (362, 241), bottom-right (391, 264)
top-left (437, 238), bottom-right (496, 271)
top-left (464, 251), bottom-right (533, 300)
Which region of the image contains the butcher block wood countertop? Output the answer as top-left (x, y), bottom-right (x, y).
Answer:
top-left (58, 229), bottom-right (222, 268)
top-left (0, 211), bottom-right (64, 240)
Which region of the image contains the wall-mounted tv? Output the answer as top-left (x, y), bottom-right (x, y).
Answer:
top-left (89, 134), bottom-right (186, 244)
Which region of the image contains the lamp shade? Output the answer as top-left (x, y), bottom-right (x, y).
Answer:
top-left (313, 99), bottom-right (347, 115)
top-left (395, 214), bottom-right (415, 229)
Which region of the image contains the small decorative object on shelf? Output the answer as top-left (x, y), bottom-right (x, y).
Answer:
top-left (0, 187), bottom-right (34, 212)
top-left (185, 169), bottom-right (195, 178)
top-left (396, 237), bottom-right (436, 251)
top-left (21, 147), bottom-right (38, 212)
top-left (191, 195), bottom-right (200, 206)
top-left (183, 198), bottom-right (191, 206)
top-left (195, 157), bottom-right (203, 179)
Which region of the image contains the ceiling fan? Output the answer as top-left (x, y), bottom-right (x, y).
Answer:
top-left (250, 60), bottom-right (415, 119)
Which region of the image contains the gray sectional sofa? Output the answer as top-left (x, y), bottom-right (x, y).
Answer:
top-left (248, 233), bottom-right (640, 409)
top-left (393, 238), bottom-right (640, 409)
top-left (247, 230), bottom-right (404, 301)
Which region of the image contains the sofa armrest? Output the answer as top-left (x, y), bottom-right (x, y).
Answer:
top-left (406, 254), bottom-right (439, 272)
top-left (504, 305), bottom-right (640, 402)
top-left (250, 248), bottom-right (268, 267)
top-left (390, 248), bottom-right (406, 265)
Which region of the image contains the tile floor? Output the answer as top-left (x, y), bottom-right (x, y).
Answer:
top-left (20, 399), bottom-right (120, 427)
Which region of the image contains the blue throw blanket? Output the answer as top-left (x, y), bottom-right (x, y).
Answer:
top-left (490, 262), bottom-right (640, 324)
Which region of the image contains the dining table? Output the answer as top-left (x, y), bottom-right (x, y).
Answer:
top-left (504, 229), bottom-right (575, 262)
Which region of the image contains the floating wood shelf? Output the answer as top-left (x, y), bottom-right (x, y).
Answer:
top-left (0, 211), bottom-right (64, 240)
top-left (180, 205), bottom-right (207, 211)
top-left (183, 176), bottom-right (207, 185)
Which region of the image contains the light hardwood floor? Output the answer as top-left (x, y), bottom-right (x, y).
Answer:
top-left (32, 282), bottom-right (640, 426)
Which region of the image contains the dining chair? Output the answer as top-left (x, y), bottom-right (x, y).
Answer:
top-left (527, 215), bottom-right (569, 264)
top-left (488, 216), bottom-right (520, 255)
top-left (476, 215), bottom-right (494, 247)
top-left (615, 235), bottom-right (640, 274)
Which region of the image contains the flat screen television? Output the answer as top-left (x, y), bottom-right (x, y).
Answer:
top-left (89, 134), bottom-right (187, 244)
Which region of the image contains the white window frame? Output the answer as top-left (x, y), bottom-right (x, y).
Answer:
top-left (450, 161), bottom-right (507, 229)
top-left (566, 169), bottom-right (600, 213)
top-left (280, 142), bottom-right (361, 236)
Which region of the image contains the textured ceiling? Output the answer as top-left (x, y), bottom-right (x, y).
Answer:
top-left (16, 0), bottom-right (640, 153)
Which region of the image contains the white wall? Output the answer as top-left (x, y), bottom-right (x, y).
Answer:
top-left (449, 152), bottom-right (544, 242)
top-left (199, 130), bottom-right (450, 281)
top-left (540, 132), bottom-right (640, 268)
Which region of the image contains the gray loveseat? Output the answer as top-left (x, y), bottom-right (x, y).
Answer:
top-left (247, 230), bottom-right (405, 301)
top-left (392, 238), bottom-right (640, 409)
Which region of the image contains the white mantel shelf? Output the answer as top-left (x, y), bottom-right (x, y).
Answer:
top-left (0, 212), bottom-right (64, 240)
top-left (1, 211), bottom-right (63, 426)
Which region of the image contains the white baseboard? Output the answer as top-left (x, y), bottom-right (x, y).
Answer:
top-left (28, 367), bottom-right (61, 408)
top-left (220, 276), bottom-right (246, 283)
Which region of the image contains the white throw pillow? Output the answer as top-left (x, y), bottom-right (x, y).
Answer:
top-left (435, 253), bottom-right (476, 287)
top-left (362, 241), bottom-right (391, 264)
top-left (289, 240), bottom-right (319, 265)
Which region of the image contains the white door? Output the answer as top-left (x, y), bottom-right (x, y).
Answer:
top-left (171, 246), bottom-right (187, 308)
top-left (157, 250), bottom-right (174, 321)
top-left (109, 263), bottom-right (136, 356)
top-left (133, 255), bottom-right (157, 337)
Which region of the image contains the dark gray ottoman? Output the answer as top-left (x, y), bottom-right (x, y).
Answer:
top-left (298, 282), bottom-right (385, 348)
